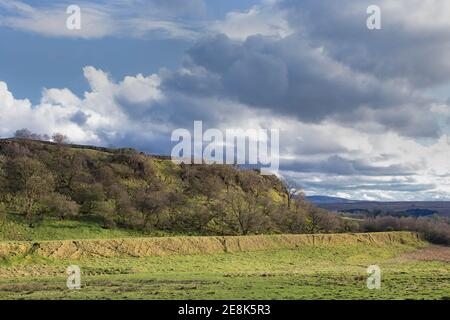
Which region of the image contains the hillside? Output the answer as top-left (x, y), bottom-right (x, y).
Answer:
top-left (314, 200), bottom-right (450, 217)
top-left (0, 138), bottom-right (350, 238)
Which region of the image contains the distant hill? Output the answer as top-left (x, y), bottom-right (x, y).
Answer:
top-left (306, 195), bottom-right (359, 204)
top-left (308, 196), bottom-right (450, 217)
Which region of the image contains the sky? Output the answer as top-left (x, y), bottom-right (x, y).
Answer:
top-left (1, 0), bottom-right (450, 200)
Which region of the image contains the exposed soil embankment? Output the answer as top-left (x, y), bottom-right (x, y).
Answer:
top-left (0, 232), bottom-right (423, 260)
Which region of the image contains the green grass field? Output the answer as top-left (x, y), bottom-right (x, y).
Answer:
top-left (0, 225), bottom-right (449, 300)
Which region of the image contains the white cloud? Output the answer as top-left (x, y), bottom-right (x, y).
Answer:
top-left (380, 0), bottom-right (450, 33)
top-left (0, 81), bottom-right (31, 109)
top-left (0, 66), bottom-right (164, 144)
top-left (244, 115), bottom-right (450, 200)
top-left (213, 5), bottom-right (292, 40)
top-left (116, 74), bottom-right (163, 104)
top-left (41, 88), bottom-right (82, 106)
top-left (127, 18), bottom-right (199, 40)
top-left (0, 1), bottom-right (116, 39)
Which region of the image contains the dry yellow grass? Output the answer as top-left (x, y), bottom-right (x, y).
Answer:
top-left (0, 231), bottom-right (423, 260)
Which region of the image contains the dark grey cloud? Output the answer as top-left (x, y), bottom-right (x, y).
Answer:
top-left (282, 155), bottom-right (416, 177)
top-left (162, 31), bottom-right (441, 137)
top-left (70, 111), bottom-right (89, 126)
top-left (281, 0), bottom-right (450, 88)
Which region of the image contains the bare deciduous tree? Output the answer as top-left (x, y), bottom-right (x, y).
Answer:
top-left (52, 133), bottom-right (70, 144)
top-left (14, 128), bottom-right (48, 141)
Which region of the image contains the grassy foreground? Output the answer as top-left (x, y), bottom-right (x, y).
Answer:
top-left (0, 232), bottom-right (449, 300)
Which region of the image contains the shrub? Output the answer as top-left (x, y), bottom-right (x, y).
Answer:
top-left (91, 200), bottom-right (117, 229)
top-left (42, 193), bottom-right (79, 219)
top-left (363, 216), bottom-right (450, 245)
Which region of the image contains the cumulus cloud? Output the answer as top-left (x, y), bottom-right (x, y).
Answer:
top-left (0, 81), bottom-right (88, 141)
top-left (0, 67), bottom-right (163, 144)
top-left (282, 0), bottom-right (450, 88)
top-left (163, 33), bottom-right (442, 138)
